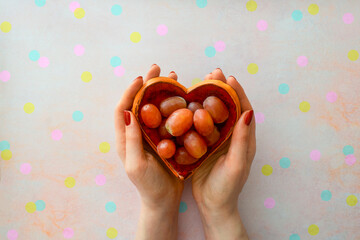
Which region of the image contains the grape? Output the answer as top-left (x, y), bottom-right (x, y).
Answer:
top-left (203, 126), bottom-right (220, 146)
top-left (140, 104), bottom-right (162, 128)
top-left (184, 130), bottom-right (207, 158)
top-left (157, 139), bottom-right (176, 159)
top-left (193, 109), bottom-right (214, 136)
top-left (188, 102), bottom-right (203, 113)
top-left (165, 109), bottom-right (193, 136)
top-left (159, 96), bottom-right (187, 117)
top-left (158, 120), bottom-right (172, 139)
top-left (174, 147), bottom-right (198, 165)
top-left (203, 96), bottom-right (229, 123)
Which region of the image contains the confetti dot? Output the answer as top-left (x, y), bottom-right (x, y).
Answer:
top-left (38, 57), bottom-right (49, 68)
top-left (310, 150), bottom-right (321, 161)
top-left (297, 56), bottom-right (308, 67)
top-left (24, 103), bottom-right (35, 114)
top-left (1, 149), bottom-right (12, 160)
top-left (246, 0), bottom-right (257, 12)
top-left (279, 157), bottom-right (291, 168)
top-left (99, 142), bottom-right (110, 153)
top-left (20, 163), bottom-right (32, 174)
top-left (289, 234), bottom-right (300, 240)
top-left (25, 202), bottom-right (36, 213)
top-left (179, 201), bottom-right (188, 213)
top-left (110, 56), bottom-right (121, 67)
top-left (72, 111), bottom-right (84, 122)
top-left (106, 228), bottom-right (118, 239)
top-left (346, 195), bottom-right (358, 206)
top-left (254, 112), bottom-right (264, 123)
top-left (74, 8), bottom-right (85, 19)
top-left (51, 129), bottom-right (63, 141)
top-left (343, 145), bottom-right (354, 155)
top-left (81, 71), bottom-right (92, 82)
top-left (308, 224), bottom-right (319, 235)
top-left (326, 91), bottom-right (337, 102)
top-left (156, 24), bottom-right (168, 36)
top-left (214, 41), bottom-right (226, 52)
top-left (205, 46), bottom-right (216, 57)
top-left (247, 63), bottom-right (258, 74)
top-left (191, 78), bottom-right (202, 86)
top-left (65, 177), bottom-right (76, 188)
top-left (7, 230), bottom-right (18, 240)
top-left (264, 198), bottom-right (275, 208)
top-left (0, 141), bottom-right (10, 151)
top-left (114, 66), bottom-right (125, 77)
top-left (35, 200), bottom-right (46, 211)
top-left (0, 21), bottom-right (11, 33)
top-left (0, 70), bottom-right (11, 82)
top-left (111, 4), bottom-right (122, 16)
top-left (95, 174), bottom-right (106, 186)
top-left (63, 228), bottom-right (74, 239)
top-left (29, 50), bottom-right (40, 61)
top-left (35, 0), bottom-right (46, 7)
top-left (343, 13), bottom-right (354, 24)
top-left (130, 32), bottom-right (141, 43)
top-left (74, 44), bottom-right (85, 56)
top-left (321, 190), bottom-right (332, 201)
top-left (345, 154), bottom-right (356, 166)
top-left (278, 83), bottom-right (289, 94)
top-left (299, 101), bottom-right (310, 112)
top-left (292, 10), bottom-right (303, 21)
top-left (69, 2), bottom-right (80, 12)
top-left (257, 20), bottom-right (268, 31)
top-left (105, 201), bottom-right (117, 213)
top-left (308, 4), bottom-right (319, 15)
top-left (348, 50), bottom-right (359, 61)
top-left (262, 164), bottom-right (273, 176)
top-left (196, 0), bottom-right (207, 8)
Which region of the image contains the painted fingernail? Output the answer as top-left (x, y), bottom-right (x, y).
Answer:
top-left (124, 111), bottom-right (131, 126)
top-left (244, 110), bottom-right (253, 126)
top-left (151, 64), bottom-right (157, 67)
top-left (170, 71), bottom-right (175, 74)
top-left (133, 76), bottom-right (142, 82)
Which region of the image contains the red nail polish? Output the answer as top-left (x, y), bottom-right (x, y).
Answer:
top-left (244, 110), bottom-right (253, 126)
top-left (170, 71), bottom-right (175, 74)
top-left (151, 64), bottom-right (157, 67)
top-left (124, 111), bottom-right (131, 126)
top-left (133, 76), bottom-right (142, 82)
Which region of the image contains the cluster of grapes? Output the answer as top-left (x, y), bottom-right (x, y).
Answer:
top-left (140, 96), bottom-right (229, 165)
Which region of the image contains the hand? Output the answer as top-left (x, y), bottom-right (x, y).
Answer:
top-left (114, 64), bottom-right (184, 240)
top-left (192, 68), bottom-right (256, 240)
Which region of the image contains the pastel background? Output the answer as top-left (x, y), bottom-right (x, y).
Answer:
top-left (1, 0), bottom-right (359, 239)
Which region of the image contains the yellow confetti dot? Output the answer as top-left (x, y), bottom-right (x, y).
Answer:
top-left (348, 50), bottom-right (359, 61)
top-left (25, 202), bottom-right (36, 213)
top-left (106, 227), bottom-right (118, 239)
top-left (1, 149), bottom-right (12, 160)
top-left (99, 142), bottom-right (110, 153)
top-left (81, 71), bottom-right (92, 83)
top-left (261, 164), bottom-right (273, 176)
top-left (246, 0), bottom-right (257, 12)
top-left (299, 101), bottom-right (310, 112)
top-left (346, 195), bottom-right (358, 206)
top-left (308, 4), bottom-right (319, 15)
top-left (74, 8), bottom-right (85, 19)
top-left (192, 78), bottom-right (202, 86)
top-left (65, 177), bottom-right (76, 188)
top-left (0, 21), bottom-right (11, 33)
top-left (308, 224), bottom-right (319, 235)
top-left (23, 102), bottom-right (35, 114)
top-left (247, 63), bottom-right (258, 74)
top-left (130, 32), bottom-right (141, 43)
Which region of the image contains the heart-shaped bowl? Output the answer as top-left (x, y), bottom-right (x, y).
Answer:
top-left (132, 77), bottom-right (241, 180)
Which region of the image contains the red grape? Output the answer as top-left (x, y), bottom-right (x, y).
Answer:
top-left (157, 139), bottom-right (176, 159)
top-left (203, 96), bottom-right (229, 123)
top-left (140, 104), bottom-right (162, 128)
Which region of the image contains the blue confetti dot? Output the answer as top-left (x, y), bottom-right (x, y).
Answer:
top-left (35, 200), bottom-right (46, 211)
top-left (29, 50), bottom-right (40, 61)
top-left (343, 145), bottom-right (354, 155)
top-left (278, 83), bottom-right (289, 94)
top-left (289, 234), bottom-right (300, 240)
top-left (292, 10), bottom-right (303, 21)
top-left (205, 46), bottom-right (216, 57)
top-left (196, 0), bottom-right (207, 8)
top-left (279, 157), bottom-right (291, 168)
top-left (105, 201), bottom-right (117, 213)
top-left (110, 56), bottom-right (122, 67)
top-left (0, 141), bottom-right (10, 151)
top-left (35, 0), bottom-right (46, 7)
top-left (321, 190), bottom-right (332, 201)
top-left (179, 201), bottom-right (187, 213)
top-left (111, 5), bottom-right (123, 16)
top-left (72, 111), bottom-right (84, 122)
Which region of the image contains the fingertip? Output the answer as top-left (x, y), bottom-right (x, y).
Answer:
top-left (168, 71), bottom-right (178, 81)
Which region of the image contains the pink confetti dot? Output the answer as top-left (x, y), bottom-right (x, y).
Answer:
top-left (63, 228), bottom-right (74, 239)
top-left (95, 174), bottom-right (106, 186)
top-left (310, 150), bottom-right (321, 161)
top-left (51, 129), bottom-right (63, 141)
top-left (69, 2), bottom-right (80, 12)
top-left (214, 41), bottom-right (226, 52)
top-left (297, 56), bottom-right (308, 67)
top-left (326, 91), bottom-right (338, 103)
top-left (156, 24), bottom-right (168, 36)
top-left (7, 230), bottom-right (18, 240)
top-left (255, 112), bottom-right (265, 124)
top-left (20, 163), bottom-right (32, 175)
top-left (38, 57), bottom-right (49, 68)
top-left (74, 44), bottom-right (85, 56)
top-left (343, 13), bottom-right (354, 24)
top-left (0, 70), bottom-right (11, 82)
top-left (345, 154), bottom-right (356, 166)
top-left (264, 198), bottom-right (275, 209)
top-left (257, 20), bottom-right (268, 31)
top-left (114, 66), bottom-right (125, 77)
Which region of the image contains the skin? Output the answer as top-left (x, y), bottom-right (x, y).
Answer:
top-left (114, 65), bottom-right (256, 240)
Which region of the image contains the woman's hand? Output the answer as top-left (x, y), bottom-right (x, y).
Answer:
top-left (114, 64), bottom-right (184, 240)
top-left (192, 68), bottom-right (256, 240)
